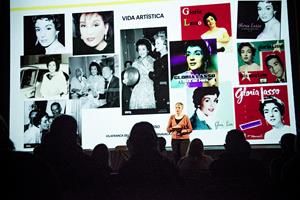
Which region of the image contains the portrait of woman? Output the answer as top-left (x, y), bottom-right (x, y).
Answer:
top-left (259, 96), bottom-right (290, 141)
top-left (238, 42), bottom-right (261, 72)
top-left (171, 39), bottom-right (217, 88)
top-left (40, 57), bottom-right (68, 98)
top-left (81, 61), bottom-right (106, 108)
top-left (190, 86), bottom-right (220, 130)
top-left (70, 67), bottom-right (87, 99)
top-left (256, 0), bottom-right (281, 40)
top-left (24, 14), bottom-right (66, 55)
top-left (201, 12), bottom-right (230, 52)
top-left (129, 38), bottom-right (156, 110)
top-left (167, 102), bottom-right (193, 164)
top-left (73, 11), bottom-right (114, 55)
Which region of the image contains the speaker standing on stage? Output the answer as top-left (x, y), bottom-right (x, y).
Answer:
top-left (167, 102), bottom-right (193, 164)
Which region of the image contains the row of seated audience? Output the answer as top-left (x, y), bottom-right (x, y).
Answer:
top-left (0, 113), bottom-right (299, 200)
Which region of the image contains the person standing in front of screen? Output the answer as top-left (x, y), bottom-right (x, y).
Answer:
top-left (265, 54), bottom-right (287, 83)
top-left (129, 38), bottom-right (156, 109)
top-left (190, 87), bottom-right (220, 130)
top-left (238, 42), bottom-right (260, 73)
top-left (73, 11), bottom-right (114, 55)
top-left (32, 15), bottom-right (66, 54)
top-left (40, 57), bottom-right (68, 98)
top-left (81, 61), bottom-right (106, 108)
top-left (256, 0), bottom-right (280, 40)
top-left (148, 30), bottom-right (169, 109)
top-left (201, 12), bottom-right (230, 52)
top-left (259, 96), bottom-right (290, 142)
top-left (100, 64), bottom-right (120, 108)
top-left (167, 102), bottom-right (193, 164)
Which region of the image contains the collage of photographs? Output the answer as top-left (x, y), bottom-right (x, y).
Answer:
top-left (18, 0), bottom-right (293, 148)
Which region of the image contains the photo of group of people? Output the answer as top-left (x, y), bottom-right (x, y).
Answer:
top-left (15, 0), bottom-right (295, 150)
top-left (23, 99), bottom-right (81, 148)
top-left (120, 27), bottom-right (170, 115)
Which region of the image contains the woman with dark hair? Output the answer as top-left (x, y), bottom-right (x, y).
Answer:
top-left (40, 57), bottom-right (68, 98)
top-left (190, 87), bottom-right (220, 130)
top-left (73, 11), bottom-right (114, 55)
top-left (257, 0), bottom-right (281, 39)
top-left (24, 111), bottom-right (50, 146)
top-left (129, 38), bottom-right (156, 109)
top-left (81, 61), bottom-right (106, 108)
top-left (238, 42), bottom-right (260, 72)
top-left (201, 12), bottom-right (230, 52)
top-left (31, 14), bottom-right (66, 55)
top-left (171, 39), bottom-right (217, 88)
top-left (259, 96), bottom-right (290, 141)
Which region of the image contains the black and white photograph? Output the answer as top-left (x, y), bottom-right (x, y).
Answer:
top-left (24, 14), bottom-right (66, 55)
top-left (20, 54), bottom-right (70, 99)
top-left (237, 0), bottom-right (282, 39)
top-left (120, 27), bottom-right (170, 115)
top-left (69, 54), bottom-right (120, 108)
top-left (73, 11), bottom-right (114, 55)
top-left (23, 99), bottom-right (82, 148)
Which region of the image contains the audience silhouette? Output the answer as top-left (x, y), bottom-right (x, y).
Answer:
top-left (281, 130), bottom-right (300, 200)
top-left (0, 114), bottom-right (61, 200)
top-left (209, 129), bottom-right (268, 199)
top-left (91, 143), bottom-right (112, 179)
top-left (157, 136), bottom-right (168, 158)
top-left (117, 121), bottom-right (181, 200)
top-left (33, 114), bottom-right (107, 200)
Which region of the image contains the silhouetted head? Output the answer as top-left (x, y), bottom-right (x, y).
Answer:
top-left (0, 114), bottom-right (14, 153)
top-left (224, 129), bottom-right (250, 156)
top-left (157, 137), bottom-right (166, 152)
top-left (127, 121), bottom-right (158, 156)
top-left (49, 114), bottom-right (78, 145)
top-left (280, 133), bottom-right (296, 155)
top-left (188, 138), bottom-right (204, 157)
top-left (91, 143), bottom-right (109, 166)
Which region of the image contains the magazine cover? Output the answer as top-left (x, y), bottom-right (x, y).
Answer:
top-left (169, 39), bottom-right (218, 89)
top-left (234, 85), bottom-right (290, 141)
top-left (237, 40), bottom-right (286, 85)
top-left (237, 0), bottom-right (282, 40)
top-left (181, 3), bottom-right (232, 52)
top-left (187, 81), bottom-right (234, 131)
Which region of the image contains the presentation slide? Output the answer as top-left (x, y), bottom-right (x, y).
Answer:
top-left (10, 0), bottom-right (297, 151)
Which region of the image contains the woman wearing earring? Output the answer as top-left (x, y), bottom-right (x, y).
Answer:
top-left (73, 11), bottom-right (114, 55)
top-left (259, 96), bottom-right (290, 141)
top-left (256, 0), bottom-right (281, 40)
top-left (29, 15), bottom-right (66, 55)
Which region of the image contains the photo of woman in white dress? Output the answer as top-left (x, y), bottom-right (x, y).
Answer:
top-left (129, 38), bottom-right (156, 110)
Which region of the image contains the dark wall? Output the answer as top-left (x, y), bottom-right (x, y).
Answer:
top-left (288, 1), bottom-right (300, 133)
top-left (0, 0), bottom-right (9, 124)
